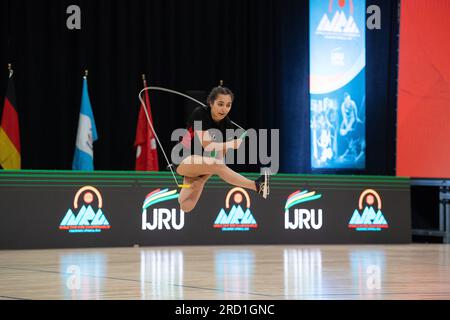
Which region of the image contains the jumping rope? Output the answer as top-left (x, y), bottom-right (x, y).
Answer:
top-left (138, 86), bottom-right (247, 189)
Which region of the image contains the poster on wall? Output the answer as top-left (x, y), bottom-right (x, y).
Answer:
top-left (310, 0), bottom-right (366, 170)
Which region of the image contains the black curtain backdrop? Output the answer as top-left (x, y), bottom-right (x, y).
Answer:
top-left (366, 0), bottom-right (399, 176)
top-left (0, 0), bottom-right (398, 175)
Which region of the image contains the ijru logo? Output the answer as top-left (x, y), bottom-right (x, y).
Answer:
top-left (348, 189), bottom-right (388, 231)
top-left (284, 190), bottom-right (323, 230)
top-left (214, 187), bottom-right (257, 232)
top-left (59, 186), bottom-right (110, 233)
top-left (142, 188), bottom-right (184, 230)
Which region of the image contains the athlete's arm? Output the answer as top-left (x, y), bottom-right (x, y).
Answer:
top-left (195, 130), bottom-right (242, 153)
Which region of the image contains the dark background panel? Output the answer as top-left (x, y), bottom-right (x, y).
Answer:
top-left (0, 173), bottom-right (411, 249)
top-left (411, 186), bottom-right (440, 230)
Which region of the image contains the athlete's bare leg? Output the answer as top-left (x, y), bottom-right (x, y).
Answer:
top-left (177, 155), bottom-right (256, 190)
top-left (177, 174), bottom-right (211, 212)
top-left (176, 154), bottom-right (257, 212)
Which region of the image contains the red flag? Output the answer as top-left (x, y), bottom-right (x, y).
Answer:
top-left (0, 66), bottom-right (21, 169)
top-left (134, 76), bottom-right (159, 171)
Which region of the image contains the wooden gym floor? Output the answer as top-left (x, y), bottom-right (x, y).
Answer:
top-left (0, 244), bottom-right (449, 300)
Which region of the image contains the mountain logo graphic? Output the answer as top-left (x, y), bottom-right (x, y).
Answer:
top-left (348, 189), bottom-right (388, 232)
top-left (214, 187), bottom-right (257, 232)
top-left (316, 10), bottom-right (360, 39)
top-left (59, 186), bottom-right (110, 233)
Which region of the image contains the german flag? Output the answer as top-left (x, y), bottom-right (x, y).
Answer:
top-left (0, 67), bottom-right (21, 169)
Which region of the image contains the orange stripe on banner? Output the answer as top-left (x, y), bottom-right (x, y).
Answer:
top-left (1, 97), bottom-right (21, 152)
top-left (0, 127), bottom-right (21, 169)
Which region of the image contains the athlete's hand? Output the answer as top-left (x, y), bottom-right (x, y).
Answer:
top-left (224, 138), bottom-right (243, 150)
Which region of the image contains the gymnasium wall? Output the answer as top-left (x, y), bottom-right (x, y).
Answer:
top-left (397, 0), bottom-right (450, 179)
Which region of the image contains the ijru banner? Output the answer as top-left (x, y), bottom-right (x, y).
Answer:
top-left (0, 171), bottom-right (410, 249)
top-left (310, 0), bottom-right (366, 169)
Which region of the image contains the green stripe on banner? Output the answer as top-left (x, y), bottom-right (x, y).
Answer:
top-left (0, 170), bottom-right (410, 189)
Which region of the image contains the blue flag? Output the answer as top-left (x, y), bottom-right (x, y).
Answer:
top-left (72, 76), bottom-right (98, 170)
